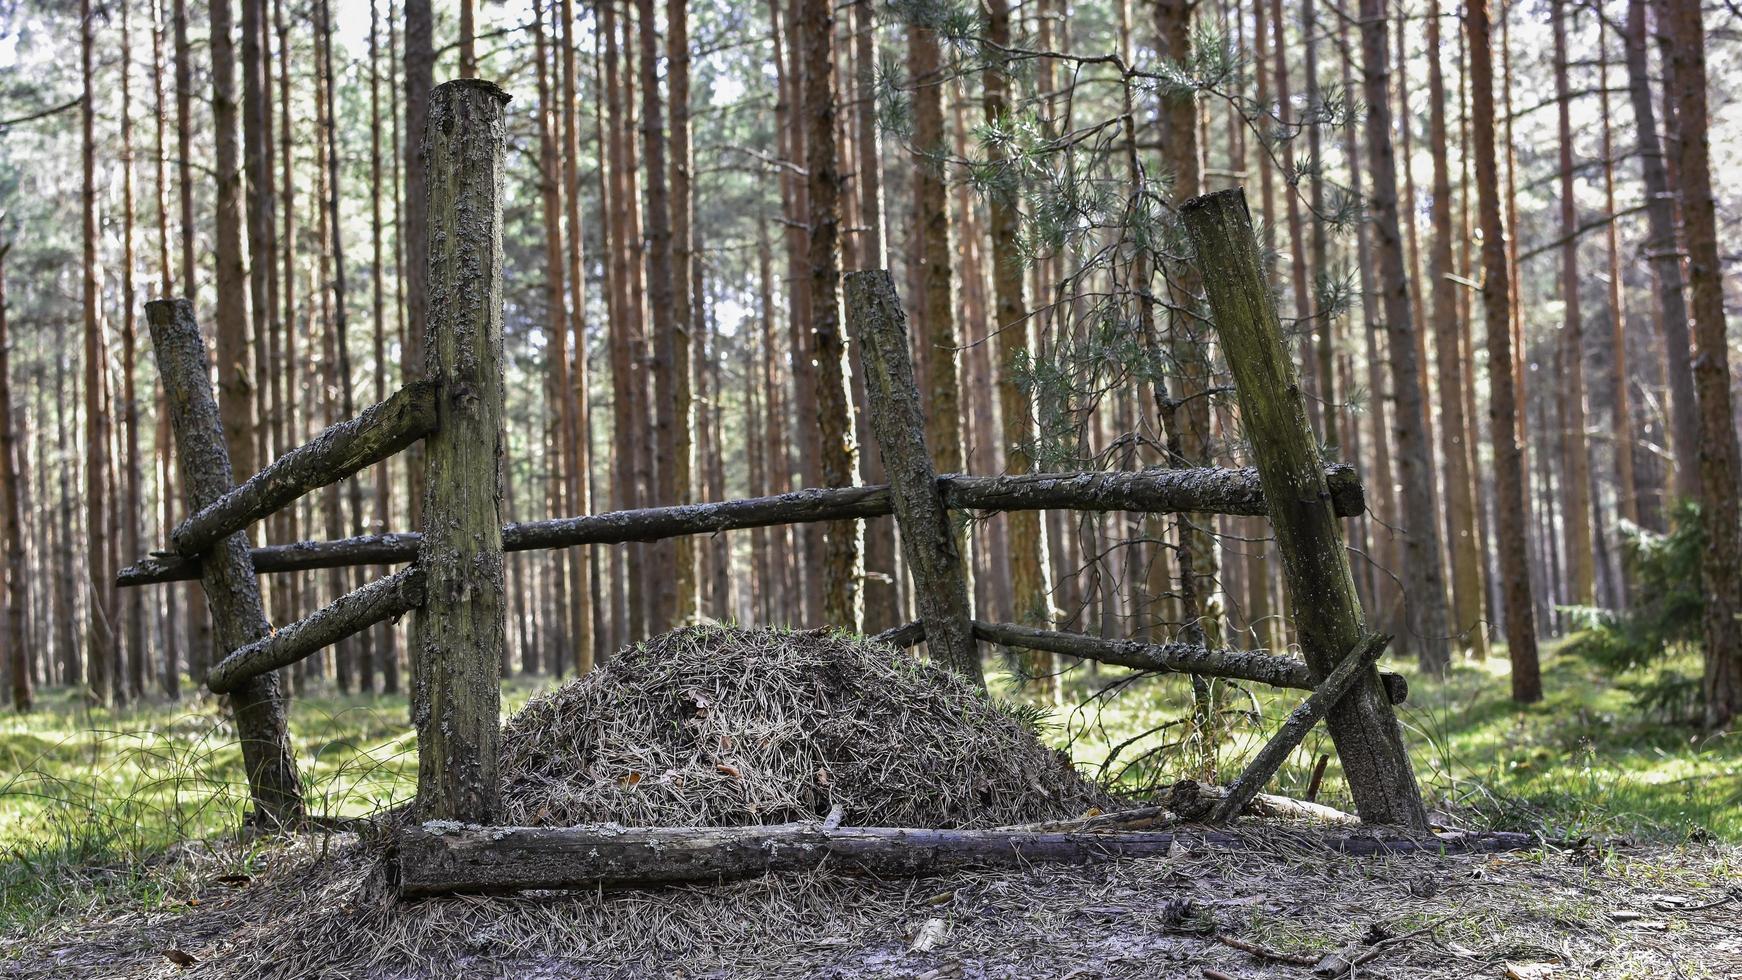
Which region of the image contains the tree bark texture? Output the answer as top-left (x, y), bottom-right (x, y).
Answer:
top-left (414, 79), bottom-right (511, 823)
top-left (1181, 188), bottom-right (1429, 830)
top-left (847, 269), bottom-right (980, 684)
top-left (147, 298), bottom-right (305, 825)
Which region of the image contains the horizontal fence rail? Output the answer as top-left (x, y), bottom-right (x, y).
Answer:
top-left (171, 379), bottom-right (440, 557)
top-left (118, 464), bottom-right (1366, 587)
top-left (875, 618), bottom-right (1409, 705)
top-left (206, 567), bottom-right (429, 694)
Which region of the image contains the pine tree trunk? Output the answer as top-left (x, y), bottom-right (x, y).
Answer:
top-left (1623, 0), bottom-right (1698, 505)
top-left (636, 0), bottom-right (680, 634)
top-left (1425, 0), bottom-right (1487, 660)
top-left (82, 0), bottom-right (116, 707)
top-left (120, 0), bottom-right (146, 701)
top-left (909, 16), bottom-right (962, 477)
top-left (802, 0), bottom-right (864, 629)
top-left (1359, 0), bottom-right (1451, 673)
top-left (559, 0), bottom-right (596, 672)
top-left (668, 0), bottom-right (700, 624)
top-left (0, 242), bottom-right (30, 712)
top-left (403, 0), bottom-right (433, 527)
top-left (985, 0), bottom-right (1054, 652)
top-left (1467, 0), bottom-right (1541, 702)
top-left (1551, 0), bottom-right (1596, 606)
top-left (1596, 12), bottom-right (1637, 555)
top-left (1661, 0), bottom-right (1742, 726)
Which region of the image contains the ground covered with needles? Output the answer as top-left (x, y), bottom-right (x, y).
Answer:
top-left (4, 627), bottom-right (1738, 979)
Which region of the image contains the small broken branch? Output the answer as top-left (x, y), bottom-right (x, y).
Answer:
top-left (1210, 633), bottom-right (1393, 824)
top-left (206, 567), bottom-right (428, 694)
top-left (171, 379), bottom-right (439, 557)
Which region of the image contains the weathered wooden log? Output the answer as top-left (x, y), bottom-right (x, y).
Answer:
top-left (206, 567), bottom-right (427, 694)
top-left (848, 270), bottom-right (979, 683)
top-left (118, 465), bottom-right (1367, 586)
top-left (395, 820), bottom-right (1544, 896)
top-left (1210, 633), bottom-right (1392, 825)
top-left (414, 79), bottom-right (510, 824)
top-left (966, 620), bottom-right (1408, 704)
top-left (1164, 780), bottom-right (1361, 826)
top-left (170, 379), bottom-right (438, 557)
top-left (1183, 188), bottom-right (1429, 831)
top-left (146, 298), bottom-right (304, 826)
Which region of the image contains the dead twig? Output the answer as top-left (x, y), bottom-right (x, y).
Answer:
top-left (1217, 931), bottom-right (1319, 966)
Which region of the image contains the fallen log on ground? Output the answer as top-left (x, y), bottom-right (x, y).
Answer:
top-left (171, 380), bottom-right (439, 557)
top-left (395, 820), bottom-right (1545, 896)
top-left (872, 619), bottom-right (1409, 705)
top-left (1164, 780), bottom-right (1360, 825)
top-left (118, 464), bottom-right (1365, 586)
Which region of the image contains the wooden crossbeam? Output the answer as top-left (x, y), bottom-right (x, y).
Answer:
top-left (170, 379), bottom-right (438, 557)
top-left (206, 567), bottom-right (428, 694)
top-left (873, 619), bottom-right (1408, 705)
top-left (120, 464), bottom-right (1366, 586)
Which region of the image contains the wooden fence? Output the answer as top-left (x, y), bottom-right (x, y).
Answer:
top-left (121, 79), bottom-right (1438, 891)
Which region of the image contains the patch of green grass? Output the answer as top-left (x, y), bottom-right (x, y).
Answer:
top-left (1000, 639), bottom-right (1741, 840)
top-left (0, 676), bottom-right (554, 931)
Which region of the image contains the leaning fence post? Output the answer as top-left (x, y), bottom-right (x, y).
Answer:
top-left (846, 270), bottom-right (981, 685)
top-left (414, 79), bottom-right (511, 823)
top-left (1181, 188), bottom-right (1429, 830)
top-left (145, 298), bottom-right (305, 827)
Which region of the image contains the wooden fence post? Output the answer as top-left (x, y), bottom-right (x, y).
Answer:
top-left (414, 79), bottom-right (511, 823)
top-left (145, 298), bottom-right (305, 827)
top-left (1181, 188), bottom-right (1429, 830)
top-left (846, 270), bottom-right (981, 685)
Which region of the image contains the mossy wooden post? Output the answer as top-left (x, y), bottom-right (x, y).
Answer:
top-left (145, 298), bottom-right (305, 827)
top-left (415, 79), bottom-right (510, 823)
top-left (847, 270), bottom-right (981, 685)
top-left (1181, 188), bottom-right (1429, 830)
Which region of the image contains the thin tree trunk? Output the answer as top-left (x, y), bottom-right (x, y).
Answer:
top-left (559, 0), bottom-right (595, 672)
top-left (82, 0), bottom-right (116, 707)
top-left (0, 242), bottom-right (29, 712)
top-left (637, 0), bottom-right (680, 634)
top-left (1360, 0), bottom-right (1451, 673)
top-left (909, 14), bottom-right (962, 478)
top-left (403, 0), bottom-right (433, 526)
top-left (120, 0), bottom-right (146, 700)
top-left (1467, 0), bottom-right (1541, 702)
top-left (668, 0), bottom-right (699, 623)
top-left (1597, 11), bottom-right (1636, 552)
top-left (369, 0), bottom-right (399, 680)
top-left (1551, 0), bottom-right (1596, 606)
top-left (1425, 0), bottom-right (1487, 660)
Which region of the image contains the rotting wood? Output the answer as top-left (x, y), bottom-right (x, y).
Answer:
top-left (1210, 633), bottom-right (1392, 825)
top-left (119, 464), bottom-right (1367, 586)
top-left (847, 269), bottom-right (979, 684)
top-left (170, 378), bottom-right (438, 557)
top-left (146, 297), bottom-right (304, 826)
top-left (394, 820), bottom-right (1544, 896)
top-left (1182, 188), bottom-right (1429, 830)
top-left (876, 619), bottom-right (1408, 705)
top-left (1165, 780), bottom-right (1361, 826)
top-left (414, 78), bottom-right (509, 824)
top-left (206, 566), bottom-right (426, 694)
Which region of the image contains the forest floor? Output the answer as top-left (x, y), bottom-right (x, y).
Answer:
top-left (1, 638), bottom-right (1738, 977)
